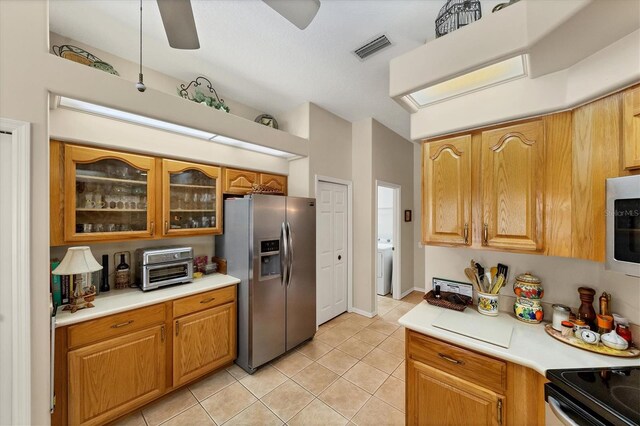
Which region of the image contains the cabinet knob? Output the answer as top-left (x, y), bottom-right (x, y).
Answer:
top-left (150, 221), bottom-right (155, 234)
top-left (164, 221), bottom-right (169, 234)
top-left (463, 223), bottom-right (469, 244)
top-left (338, 255), bottom-right (342, 260)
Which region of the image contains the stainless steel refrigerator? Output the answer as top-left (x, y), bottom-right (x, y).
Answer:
top-left (216, 195), bottom-right (316, 374)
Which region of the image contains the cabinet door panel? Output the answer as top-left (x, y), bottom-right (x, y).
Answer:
top-left (224, 168), bottom-right (258, 194)
top-left (259, 173), bottom-right (288, 194)
top-left (68, 326), bottom-right (166, 426)
top-left (423, 136), bottom-right (472, 245)
top-left (623, 86), bottom-right (640, 170)
top-left (63, 144), bottom-right (156, 242)
top-left (481, 121), bottom-right (544, 251)
top-left (407, 360), bottom-right (503, 426)
top-left (162, 159), bottom-right (222, 236)
top-left (174, 302), bottom-right (236, 386)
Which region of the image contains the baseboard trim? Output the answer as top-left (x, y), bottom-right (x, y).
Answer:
top-left (400, 287), bottom-right (425, 299)
top-left (349, 307), bottom-right (376, 318)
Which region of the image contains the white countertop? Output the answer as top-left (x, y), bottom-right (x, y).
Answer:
top-left (55, 273), bottom-right (240, 327)
top-left (399, 302), bottom-right (640, 376)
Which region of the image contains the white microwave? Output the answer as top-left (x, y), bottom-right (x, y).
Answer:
top-left (606, 175), bottom-right (640, 277)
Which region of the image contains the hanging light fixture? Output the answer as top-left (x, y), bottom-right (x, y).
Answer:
top-left (136, 0), bottom-right (146, 92)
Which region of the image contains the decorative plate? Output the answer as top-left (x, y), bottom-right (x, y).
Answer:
top-left (544, 324), bottom-right (639, 358)
top-left (52, 45), bottom-right (119, 76)
top-left (255, 114), bottom-right (279, 129)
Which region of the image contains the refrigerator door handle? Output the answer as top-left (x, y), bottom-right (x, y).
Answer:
top-left (281, 221), bottom-right (288, 286)
top-left (286, 221), bottom-right (294, 287)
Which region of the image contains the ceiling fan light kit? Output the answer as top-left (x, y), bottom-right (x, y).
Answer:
top-left (263, 0), bottom-right (321, 30)
top-left (136, 0), bottom-right (146, 92)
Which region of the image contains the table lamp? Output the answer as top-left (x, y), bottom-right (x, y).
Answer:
top-left (52, 246), bottom-right (102, 313)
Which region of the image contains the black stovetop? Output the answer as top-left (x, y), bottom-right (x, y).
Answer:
top-left (547, 366), bottom-right (640, 426)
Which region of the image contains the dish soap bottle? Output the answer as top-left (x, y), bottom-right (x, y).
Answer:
top-left (115, 253), bottom-right (130, 289)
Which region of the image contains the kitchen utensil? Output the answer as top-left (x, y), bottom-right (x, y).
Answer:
top-left (490, 274), bottom-right (504, 294)
top-left (490, 266), bottom-right (498, 282)
top-left (464, 268), bottom-right (482, 292)
top-left (578, 287), bottom-right (597, 329)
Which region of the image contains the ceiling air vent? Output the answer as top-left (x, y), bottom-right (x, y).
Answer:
top-left (353, 34), bottom-right (392, 60)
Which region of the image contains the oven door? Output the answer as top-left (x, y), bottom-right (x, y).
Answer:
top-left (545, 384), bottom-right (608, 426)
top-left (606, 176), bottom-right (640, 277)
top-left (142, 260), bottom-right (193, 290)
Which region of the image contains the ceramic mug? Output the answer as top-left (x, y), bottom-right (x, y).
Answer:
top-left (477, 292), bottom-right (499, 316)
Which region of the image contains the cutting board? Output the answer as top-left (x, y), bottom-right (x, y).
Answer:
top-left (431, 308), bottom-right (514, 348)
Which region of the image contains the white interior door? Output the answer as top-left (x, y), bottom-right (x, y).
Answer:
top-left (317, 181), bottom-right (348, 325)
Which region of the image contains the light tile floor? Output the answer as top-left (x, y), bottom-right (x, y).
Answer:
top-left (112, 292), bottom-right (424, 426)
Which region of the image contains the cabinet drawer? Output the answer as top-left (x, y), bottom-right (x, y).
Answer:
top-left (173, 286), bottom-right (236, 318)
top-left (407, 330), bottom-right (506, 393)
top-left (67, 304), bottom-right (166, 349)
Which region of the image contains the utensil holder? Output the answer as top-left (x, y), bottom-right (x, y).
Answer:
top-left (477, 292), bottom-right (499, 316)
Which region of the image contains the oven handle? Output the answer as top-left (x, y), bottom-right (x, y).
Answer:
top-left (547, 396), bottom-right (580, 426)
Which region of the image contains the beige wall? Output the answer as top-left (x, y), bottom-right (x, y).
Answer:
top-left (307, 103), bottom-right (352, 196)
top-left (371, 120), bottom-right (415, 296)
top-left (423, 246), bottom-right (640, 325)
top-left (413, 143), bottom-right (425, 290)
top-left (352, 119), bottom-right (374, 313)
top-left (50, 32), bottom-right (265, 123)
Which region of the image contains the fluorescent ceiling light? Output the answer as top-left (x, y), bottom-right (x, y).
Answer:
top-left (406, 55), bottom-right (527, 108)
top-left (57, 97), bottom-right (296, 159)
top-left (58, 97), bottom-right (217, 140)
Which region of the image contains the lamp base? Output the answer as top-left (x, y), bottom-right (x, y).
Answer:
top-left (63, 286), bottom-right (97, 314)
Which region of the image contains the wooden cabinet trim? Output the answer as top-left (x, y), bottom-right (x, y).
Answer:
top-left (62, 144), bottom-right (157, 243)
top-left (173, 285), bottom-right (236, 318)
top-left (67, 325), bottom-right (166, 426)
top-left (67, 303), bottom-right (166, 349)
top-left (423, 136), bottom-right (472, 246)
top-left (161, 159), bottom-right (223, 237)
top-left (407, 330), bottom-right (506, 394)
top-left (223, 167), bottom-right (258, 194)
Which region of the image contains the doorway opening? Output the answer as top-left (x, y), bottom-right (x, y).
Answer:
top-left (376, 181), bottom-right (401, 302)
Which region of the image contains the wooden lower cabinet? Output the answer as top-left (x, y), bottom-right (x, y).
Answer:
top-left (407, 359), bottom-right (504, 426)
top-left (174, 302), bottom-right (236, 386)
top-left (68, 325), bottom-right (166, 426)
top-left (53, 286), bottom-right (237, 426)
top-left (406, 330), bottom-right (544, 426)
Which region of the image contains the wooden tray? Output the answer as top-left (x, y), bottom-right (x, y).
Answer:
top-left (424, 290), bottom-right (471, 312)
top-left (544, 324), bottom-right (640, 358)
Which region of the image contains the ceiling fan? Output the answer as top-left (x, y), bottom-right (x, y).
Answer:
top-left (156, 0), bottom-right (321, 50)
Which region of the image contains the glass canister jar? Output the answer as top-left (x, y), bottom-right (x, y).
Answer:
top-left (513, 272), bottom-right (544, 299)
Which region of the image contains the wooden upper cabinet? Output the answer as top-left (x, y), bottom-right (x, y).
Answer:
top-left (623, 86), bottom-right (640, 170)
top-left (63, 144), bottom-right (157, 243)
top-left (260, 173), bottom-right (288, 194)
top-left (407, 359), bottom-right (504, 426)
top-left (223, 168), bottom-right (258, 194)
top-left (161, 159), bottom-right (222, 236)
top-left (481, 121), bottom-right (545, 251)
top-left (67, 325), bottom-right (166, 426)
top-left (173, 302), bottom-right (236, 386)
top-left (423, 136), bottom-right (472, 246)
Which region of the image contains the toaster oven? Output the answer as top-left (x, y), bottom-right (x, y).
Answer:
top-left (135, 246), bottom-right (194, 291)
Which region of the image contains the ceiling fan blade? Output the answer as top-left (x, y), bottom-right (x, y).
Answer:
top-left (263, 0), bottom-right (321, 30)
top-left (156, 0), bottom-right (200, 49)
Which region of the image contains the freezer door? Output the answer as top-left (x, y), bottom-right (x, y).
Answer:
top-left (286, 197), bottom-right (317, 350)
top-left (250, 195), bottom-right (287, 368)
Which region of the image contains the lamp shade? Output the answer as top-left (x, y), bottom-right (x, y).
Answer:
top-left (52, 246), bottom-right (103, 275)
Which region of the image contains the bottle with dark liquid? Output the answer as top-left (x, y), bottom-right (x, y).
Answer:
top-left (115, 253), bottom-right (130, 289)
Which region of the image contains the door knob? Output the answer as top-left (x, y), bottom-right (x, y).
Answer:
top-left (338, 255), bottom-right (342, 260)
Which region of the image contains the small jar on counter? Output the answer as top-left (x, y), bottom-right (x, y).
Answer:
top-left (552, 304), bottom-right (571, 331)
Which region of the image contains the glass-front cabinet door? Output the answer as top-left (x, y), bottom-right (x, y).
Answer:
top-left (162, 159), bottom-right (222, 236)
top-left (64, 145), bottom-right (156, 242)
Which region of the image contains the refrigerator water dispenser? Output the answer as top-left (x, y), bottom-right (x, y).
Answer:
top-left (259, 239), bottom-right (281, 280)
